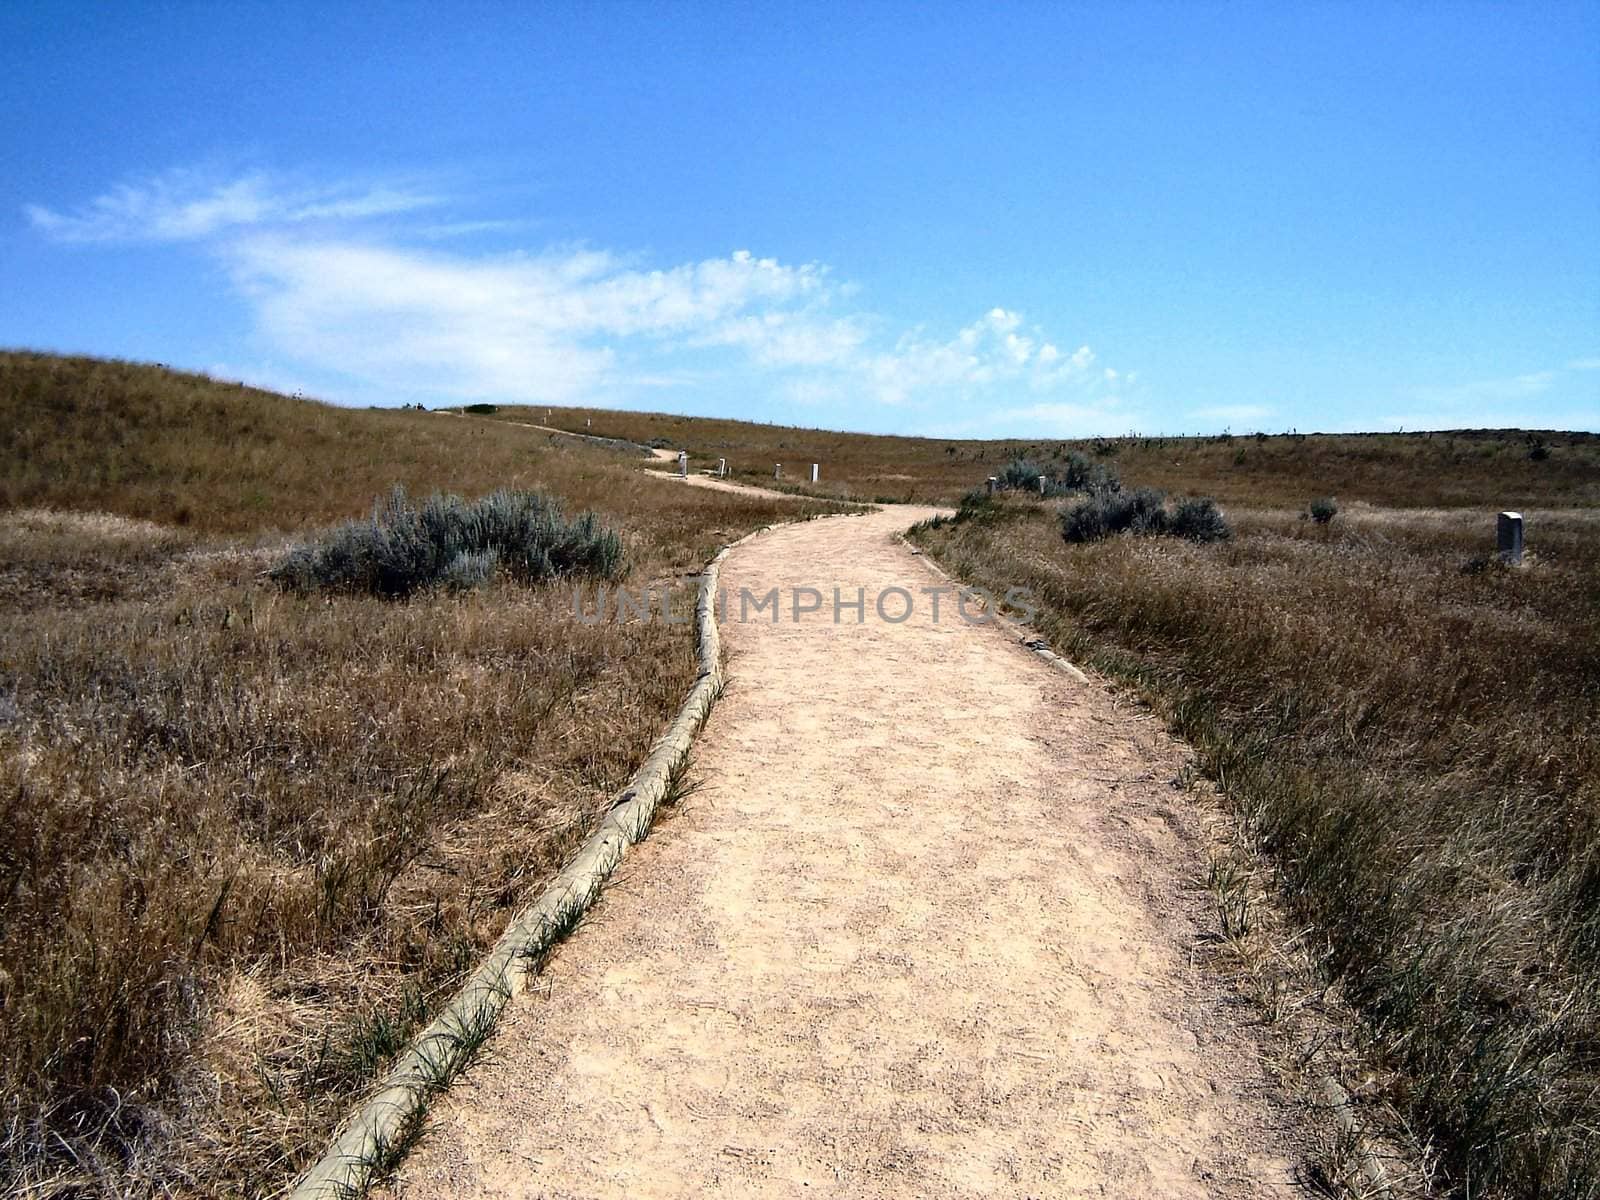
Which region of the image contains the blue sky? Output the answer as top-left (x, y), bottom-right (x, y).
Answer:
top-left (2, 2), bottom-right (1596, 436)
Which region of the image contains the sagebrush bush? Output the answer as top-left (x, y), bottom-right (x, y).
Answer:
top-left (1308, 496), bottom-right (1338, 524)
top-left (1060, 486), bottom-right (1170, 542)
top-left (998, 453), bottom-right (1118, 497)
top-left (1169, 496), bottom-right (1231, 542)
top-left (270, 487), bottom-right (624, 598)
top-left (1061, 488), bottom-right (1229, 544)
top-left (1058, 450), bottom-right (1119, 494)
top-left (998, 457), bottom-right (1052, 491)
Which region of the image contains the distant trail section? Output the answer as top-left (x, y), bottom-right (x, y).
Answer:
top-left (507, 416), bottom-right (814, 499)
top-left (379, 505), bottom-right (1312, 1199)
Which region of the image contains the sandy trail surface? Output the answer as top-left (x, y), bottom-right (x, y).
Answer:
top-left (644, 469), bottom-right (807, 500)
top-left (380, 506), bottom-right (1311, 1199)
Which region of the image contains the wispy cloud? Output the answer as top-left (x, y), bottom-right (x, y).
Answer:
top-left (25, 167), bottom-right (441, 243)
top-left (1383, 362), bottom-right (1600, 431)
top-left (28, 166), bottom-right (1130, 422)
top-left (225, 238), bottom-right (839, 402)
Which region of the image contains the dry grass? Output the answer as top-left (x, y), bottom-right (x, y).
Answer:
top-left (0, 352), bottom-right (840, 1197)
top-left (911, 498), bottom-right (1600, 1198)
top-left (9, 350), bottom-right (1597, 1198)
top-left (467, 403), bottom-right (1600, 510)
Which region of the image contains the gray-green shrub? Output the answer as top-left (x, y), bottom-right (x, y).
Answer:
top-left (997, 457), bottom-right (1052, 491)
top-left (999, 453), bottom-right (1119, 497)
top-left (271, 487), bottom-right (624, 598)
top-left (1309, 496), bottom-right (1338, 525)
top-left (1170, 496), bottom-right (1231, 542)
top-left (1061, 487), bottom-right (1229, 544)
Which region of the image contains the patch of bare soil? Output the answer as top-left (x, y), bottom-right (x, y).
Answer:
top-left (377, 507), bottom-right (1315, 1198)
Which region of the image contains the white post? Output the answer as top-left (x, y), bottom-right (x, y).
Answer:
top-left (810, 463), bottom-right (819, 483)
top-left (585, 417), bottom-right (591, 428)
top-left (1498, 511), bottom-right (1524, 565)
top-left (1038, 475), bottom-right (1048, 495)
top-left (717, 458), bottom-right (727, 478)
top-left (678, 451), bottom-right (688, 478)
top-left (775, 464), bottom-right (782, 479)
top-left (987, 476), bottom-right (998, 495)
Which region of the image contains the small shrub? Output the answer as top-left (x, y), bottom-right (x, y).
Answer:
top-left (270, 486), bottom-right (623, 598)
top-left (1123, 487), bottom-right (1170, 535)
top-left (955, 488), bottom-right (998, 523)
top-left (1000, 452), bottom-right (1119, 497)
top-left (1309, 496), bottom-right (1338, 525)
top-left (463, 403), bottom-right (499, 415)
top-left (1060, 486), bottom-right (1164, 542)
top-left (1169, 496), bottom-right (1231, 542)
top-left (1529, 441), bottom-right (1551, 462)
top-left (1060, 487), bottom-right (1229, 544)
top-left (997, 457), bottom-right (1052, 491)
top-left (1058, 451), bottom-right (1119, 495)
top-left (1059, 492), bottom-right (1116, 544)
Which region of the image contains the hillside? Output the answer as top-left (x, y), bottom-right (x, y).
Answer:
top-left (467, 401), bottom-right (1600, 509)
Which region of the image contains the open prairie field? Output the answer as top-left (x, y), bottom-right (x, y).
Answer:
top-left (0, 353), bottom-right (842, 1197)
top-left (464, 402), bottom-right (1600, 510)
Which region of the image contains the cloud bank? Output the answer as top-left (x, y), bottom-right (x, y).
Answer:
top-left (27, 167), bottom-right (1135, 430)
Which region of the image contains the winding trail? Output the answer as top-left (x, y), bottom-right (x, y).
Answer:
top-left (379, 505), bottom-right (1312, 1198)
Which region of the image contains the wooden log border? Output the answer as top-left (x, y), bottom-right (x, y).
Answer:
top-left (290, 527), bottom-right (772, 1199)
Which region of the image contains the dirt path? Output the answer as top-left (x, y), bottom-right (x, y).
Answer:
top-left (379, 507), bottom-right (1312, 1198)
top-left (644, 469), bottom-right (808, 500)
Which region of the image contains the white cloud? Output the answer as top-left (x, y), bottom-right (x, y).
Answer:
top-left (1384, 361), bottom-right (1600, 430)
top-left (858, 310), bottom-right (1099, 407)
top-left (222, 231), bottom-right (1123, 410)
top-left (29, 166), bottom-right (1132, 419)
top-left (223, 238), bottom-right (846, 402)
top-left (25, 167), bottom-right (440, 243)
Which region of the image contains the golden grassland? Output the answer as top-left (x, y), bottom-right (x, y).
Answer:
top-left (911, 497), bottom-right (1600, 1198)
top-left (7, 350), bottom-right (1599, 1198)
top-left (0, 352), bottom-right (841, 1197)
top-left (467, 401), bottom-right (1600, 510)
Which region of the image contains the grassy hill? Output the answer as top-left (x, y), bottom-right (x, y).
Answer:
top-left (467, 400), bottom-right (1600, 509)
